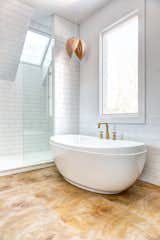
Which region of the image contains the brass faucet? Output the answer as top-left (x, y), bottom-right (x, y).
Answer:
top-left (98, 122), bottom-right (109, 139)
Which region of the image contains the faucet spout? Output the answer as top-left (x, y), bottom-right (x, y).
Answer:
top-left (98, 122), bottom-right (110, 139)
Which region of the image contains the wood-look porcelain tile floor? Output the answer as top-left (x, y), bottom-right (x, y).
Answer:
top-left (0, 165), bottom-right (160, 240)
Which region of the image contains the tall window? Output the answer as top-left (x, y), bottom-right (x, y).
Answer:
top-left (100, 12), bottom-right (145, 123)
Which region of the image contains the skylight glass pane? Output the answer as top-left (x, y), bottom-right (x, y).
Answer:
top-left (21, 31), bottom-right (50, 65)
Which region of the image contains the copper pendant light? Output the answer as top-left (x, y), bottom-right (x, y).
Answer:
top-left (66, 37), bottom-right (79, 57)
top-left (66, 37), bottom-right (86, 60)
top-left (75, 39), bottom-right (86, 60)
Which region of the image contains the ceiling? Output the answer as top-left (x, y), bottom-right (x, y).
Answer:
top-left (20, 0), bottom-right (110, 23)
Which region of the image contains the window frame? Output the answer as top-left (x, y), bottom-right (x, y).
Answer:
top-left (99, 10), bottom-right (146, 124)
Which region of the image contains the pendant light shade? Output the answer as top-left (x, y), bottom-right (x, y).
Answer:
top-left (66, 37), bottom-right (79, 57)
top-left (66, 37), bottom-right (86, 60)
top-left (75, 39), bottom-right (86, 60)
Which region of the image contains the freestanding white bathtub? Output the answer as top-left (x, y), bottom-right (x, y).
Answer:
top-left (50, 135), bottom-right (147, 194)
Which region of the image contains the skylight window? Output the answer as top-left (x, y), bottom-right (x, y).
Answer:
top-left (21, 30), bottom-right (50, 66)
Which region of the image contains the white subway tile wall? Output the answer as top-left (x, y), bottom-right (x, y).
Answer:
top-left (0, 15), bottom-right (80, 168)
top-left (0, 75), bottom-right (23, 157)
top-left (79, 0), bottom-right (160, 186)
top-left (53, 15), bottom-right (79, 41)
top-left (0, 0), bottom-right (32, 163)
top-left (0, 7), bottom-right (160, 188)
top-left (54, 41), bottom-right (80, 134)
top-left (53, 16), bottom-right (80, 135)
top-left (21, 63), bottom-right (51, 153)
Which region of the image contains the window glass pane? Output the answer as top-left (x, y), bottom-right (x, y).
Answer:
top-left (102, 15), bottom-right (138, 114)
top-left (21, 31), bottom-right (50, 65)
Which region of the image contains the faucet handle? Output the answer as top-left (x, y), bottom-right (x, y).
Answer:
top-left (112, 131), bottom-right (116, 140)
top-left (99, 131), bottom-right (104, 139)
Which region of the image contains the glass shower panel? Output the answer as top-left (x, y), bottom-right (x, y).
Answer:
top-left (22, 33), bottom-right (54, 166)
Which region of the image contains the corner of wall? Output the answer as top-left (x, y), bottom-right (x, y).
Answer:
top-left (52, 15), bottom-right (80, 135)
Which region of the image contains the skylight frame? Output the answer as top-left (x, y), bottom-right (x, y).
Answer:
top-left (41, 38), bottom-right (52, 67)
top-left (20, 28), bottom-right (51, 67)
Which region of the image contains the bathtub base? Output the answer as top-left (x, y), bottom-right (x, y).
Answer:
top-left (51, 135), bottom-right (147, 195)
top-left (64, 177), bottom-right (121, 195)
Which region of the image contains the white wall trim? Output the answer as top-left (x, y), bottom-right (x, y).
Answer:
top-left (0, 161), bottom-right (54, 177)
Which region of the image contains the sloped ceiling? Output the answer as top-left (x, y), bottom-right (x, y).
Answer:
top-left (0, 0), bottom-right (33, 81)
top-left (0, 0), bottom-right (109, 81)
top-left (19, 0), bottom-right (110, 23)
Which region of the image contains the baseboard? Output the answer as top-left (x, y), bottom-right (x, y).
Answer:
top-left (0, 161), bottom-right (55, 176)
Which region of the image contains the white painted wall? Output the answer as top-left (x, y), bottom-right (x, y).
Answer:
top-left (80, 0), bottom-right (160, 185)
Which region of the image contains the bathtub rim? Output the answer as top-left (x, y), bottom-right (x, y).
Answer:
top-left (50, 140), bottom-right (147, 157)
